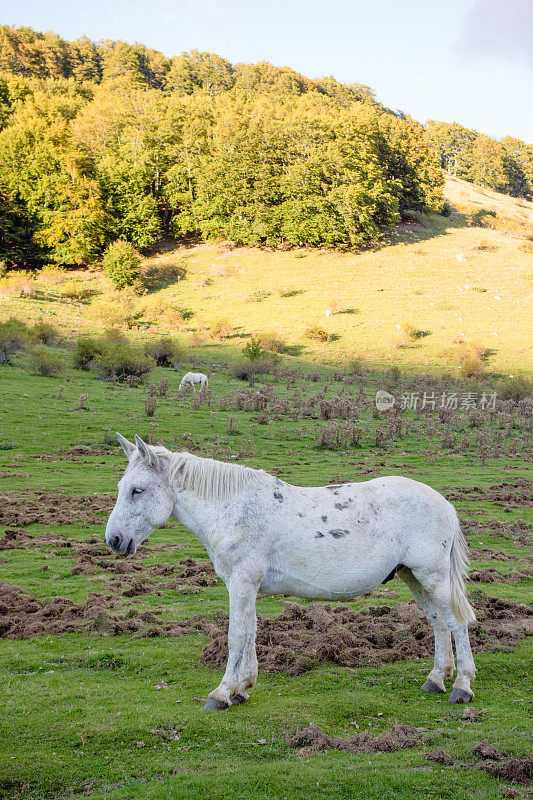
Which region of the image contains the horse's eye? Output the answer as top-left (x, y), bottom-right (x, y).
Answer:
top-left (131, 487), bottom-right (144, 496)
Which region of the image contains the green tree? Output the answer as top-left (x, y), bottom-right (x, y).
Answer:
top-left (101, 239), bottom-right (141, 288)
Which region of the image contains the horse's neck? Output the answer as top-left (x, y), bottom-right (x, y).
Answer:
top-left (171, 487), bottom-right (222, 549)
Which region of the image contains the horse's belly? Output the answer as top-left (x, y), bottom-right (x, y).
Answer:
top-left (259, 564), bottom-right (381, 601)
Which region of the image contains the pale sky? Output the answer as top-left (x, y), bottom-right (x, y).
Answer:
top-left (1, 0), bottom-right (531, 142)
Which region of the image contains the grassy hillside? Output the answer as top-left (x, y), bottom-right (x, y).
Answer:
top-left (1, 177), bottom-right (531, 376)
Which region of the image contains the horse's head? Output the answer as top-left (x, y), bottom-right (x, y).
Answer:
top-left (105, 433), bottom-right (174, 556)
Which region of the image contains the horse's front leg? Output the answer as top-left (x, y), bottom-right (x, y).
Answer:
top-left (204, 576), bottom-right (259, 711)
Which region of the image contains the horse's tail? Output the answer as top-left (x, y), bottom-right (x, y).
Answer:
top-left (449, 513), bottom-right (476, 626)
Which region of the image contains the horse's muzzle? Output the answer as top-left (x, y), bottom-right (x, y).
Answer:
top-left (106, 534), bottom-right (136, 556)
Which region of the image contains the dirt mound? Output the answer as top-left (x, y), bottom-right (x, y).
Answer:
top-left (484, 758), bottom-right (533, 786)
top-left (470, 547), bottom-right (532, 563)
top-left (286, 723), bottom-right (434, 756)
top-left (0, 581), bottom-right (202, 639)
top-left (469, 567), bottom-right (533, 584)
top-left (446, 480), bottom-right (533, 509)
top-left (20, 445), bottom-right (114, 462)
top-left (473, 743), bottom-right (533, 787)
top-left (0, 491), bottom-right (114, 527)
top-left (199, 593), bottom-right (532, 674)
top-left (462, 517), bottom-right (532, 546)
top-left (1, 581), bottom-right (530, 674)
top-left (426, 749), bottom-right (454, 765)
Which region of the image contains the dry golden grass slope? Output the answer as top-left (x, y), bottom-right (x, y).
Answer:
top-left (2, 176), bottom-right (532, 375)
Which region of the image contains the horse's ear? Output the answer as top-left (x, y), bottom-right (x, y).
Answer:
top-left (134, 434), bottom-right (158, 468)
top-left (116, 433), bottom-right (135, 460)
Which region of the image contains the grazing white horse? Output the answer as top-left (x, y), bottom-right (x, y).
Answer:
top-left (106, 434), bottom-right (476, 710)
top-left (178, 372), bottom-right (209, 392)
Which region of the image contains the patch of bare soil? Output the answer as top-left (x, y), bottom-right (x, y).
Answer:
top-left (472, 744), bottom-right (533, 787)
top-left (0, 581), bottom-right (202, 639)
top-left (199, 593), bottom-right (532, 674)
top-left (469, 567), bottom-right (533, 584)
top-left (285, 723), bottom-right (435, 756)
top-left (446, 479), bottom-right (533, 509)
top-left (470, 547), bottom-right (533, 563)
top-left (0, 491), bottom-right (115, 527)
top-left (17, 445), bottom-right (114, 463)
top-left (426, 749), bottom-right (454, 765)
top-left (461, 517), bottom-right (532, 546)
top-left (1, 578), bottom-right (530, 673)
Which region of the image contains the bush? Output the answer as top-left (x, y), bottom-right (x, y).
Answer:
top-left (305, 325), bottom-right (330, 342)
top-left (401, 322), bottom-right (431, 341)
top-left (73, 337), bottom-right (103, 369)
top-left (28, 345), bottom-right (66, 377)
top-left (102, 240), bottom-right (142, 290)
top-left (0, 271), bottom-right (36, 298)
top-left (143, 336), bottom-right (183, 366)
top-left (326, 298), bottom-right (355, 315)
top-left (56, 279), bottom-right (94, 301)
top-left (88, 295), bottom-right (142, 328)
top-left (346, 355), bottom-right (364, 375)
top-left (90, 342), bottom-right (154, 382)
top-left (38, 267), bottom-right (67, 286)
top-left (0, 318), bottom-right (30, 363)
top-left (32, 320), bottom-right (60, 345)
top-left (445, 341), bottom-right (489, 378)
top-left (500, 375), bottom-right (533, 402)
top-left (256, 330), bottom-right (287, 354)
top-left (210, 318), bottom-right (234, 339)
top-left (244, 289), bottom-right (271, 303)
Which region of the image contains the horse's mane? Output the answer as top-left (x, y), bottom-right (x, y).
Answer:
top-left (168, 451), bottom-right (267, 501)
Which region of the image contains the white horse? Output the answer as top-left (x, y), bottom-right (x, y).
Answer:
top-left (178, 372), bottom-right (209, 392)
top-left (106, 434), bottom-right (476, 710)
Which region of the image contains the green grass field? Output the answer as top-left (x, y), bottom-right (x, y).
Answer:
top-left (0, 348), bottom-right (531, 800)
top-left (0, 175), bottom-right (532, 799)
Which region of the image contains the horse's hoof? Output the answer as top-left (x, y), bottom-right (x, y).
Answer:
top-left (230, 693), bottom-right (247, 706)
top-left (421, 679), bottom-right (445, 694)
top-left (203, 697), bottom-right (229, 711)
top-left (448, 688), bottom-right (473, 704)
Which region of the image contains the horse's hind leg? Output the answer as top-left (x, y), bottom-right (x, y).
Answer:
top-left (399, 568), bottom-right (454, 693)
top-left (410, 570), bottom-right (476, 704)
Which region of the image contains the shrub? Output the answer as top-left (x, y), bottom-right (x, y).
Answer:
top-left (276, 286), bottom-right (301, 298)
top-left (327, 298), bottom-right (356, 315)
top-left (244, 289), bottom-right (271, 303)
top-left (102, 240), bottom-right (142, 290)
top-left (347, 356), bottom-right (364, 375)
top-left (144, 336), bottom-right (183, 367)
top-left (444, 341), bottom-right (489, 378)
top-left (400, 208), bottom-right (422, 224)
top-left (56, 279), bottom-right (94, 301)
top-left (401, 322), bottom-right (431, 341)
top-left (88, 295), bottom-right (142, 328)
top-left (0, 318), bottom-right (30, 363)
top-left (305, 325), bottom-right (330, 342)
top-left (28, 345), bottom-right (66, 376)
top-left (145, 396), bottom-right (157, 417)
top-left (255, 330), bottom-right (288, 354)
top-left (500, 375), bottom-right (533, 402)
top-left (0, 271), bottom-right (36, 298)
top-left (142, 303), bottom-right (188, 329)
top-left (38, 267), bottom-right (67, 286)
top-left (32, 320), bottom-right (60, 345)
top-left (73, 337), bottom-right (102, 370)
top-left (210, 318), bottom-right (235, 339)
top-left (90, 342), bottom-right (154, 382)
